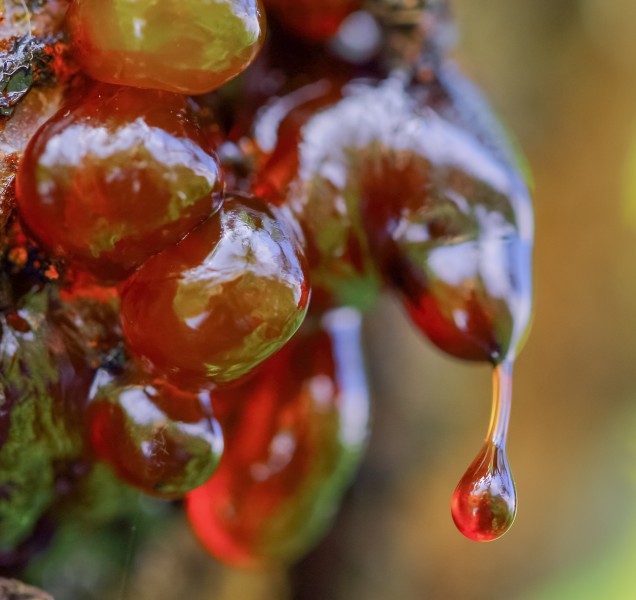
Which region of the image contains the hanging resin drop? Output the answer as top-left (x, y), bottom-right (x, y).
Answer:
top-left (451, 360), bottom-right (516, 542)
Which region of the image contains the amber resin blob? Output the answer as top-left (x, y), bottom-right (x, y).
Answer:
top-left (187, 308), bottom-right (370, 567)
top-left (120, 194), bottom-right (311, 387)
top-left (451, 361), bottom-right (517, 541)
top-left (67, 0), bottom-right (267, 94)
top-left (86, 370), bottom-right (224, 499)
top-left (16, 84), bottom-right (223, 282)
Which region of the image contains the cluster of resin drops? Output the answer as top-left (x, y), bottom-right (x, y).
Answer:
top-left (0, 0), bottom-right (533, 569)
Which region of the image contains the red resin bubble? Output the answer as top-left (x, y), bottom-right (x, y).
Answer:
top-left (16, 83), bottom-right (223, 282)
top-left (86, 371), bottom-right (224, 498)
top-left (450, 441), bottom-right (516, 542)
top-left (251, 80), bottom-right (381, 312)
top-left (120, 194), bottom-right (310, 387)
top-left (451, 360), bottom-right (517, 542)
top-left (186, 308), bottom-right (369, 567)
top-left (66, 0), bottom-right (267, 95)
top-left (358, 72), bottom-right (533, 364)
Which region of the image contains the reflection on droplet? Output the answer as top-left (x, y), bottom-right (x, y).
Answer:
top-left (451, 360), bottom-right (516, 542)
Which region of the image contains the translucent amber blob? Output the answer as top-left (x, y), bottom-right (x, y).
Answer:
top-left (451, 441), bottom-right (516, 542)
top-left (451, 361), bottom-right (517, 542)
top-left (67, 0), bottom-right (266, 94)
top-left (16, 84), bottom-right (223, 282)
top-left (86, 371), bottom-right (224, 498)
top-left (358, 74), bottom-right (533, 364)
top-left (120, 195), bottom-right (310, 387)
top-left (251, 80), bottom-right (381, 312)
top-left (186, 308), bottom-right (369, 567)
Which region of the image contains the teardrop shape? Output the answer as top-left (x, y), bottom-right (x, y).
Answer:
top-left (451, 360), bottom-right (517, 542)
top-left (450, 440), bottom-right (516, 542)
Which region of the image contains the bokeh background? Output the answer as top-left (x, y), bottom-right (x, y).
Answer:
top-left (19, 0), bottom-right (636, 598)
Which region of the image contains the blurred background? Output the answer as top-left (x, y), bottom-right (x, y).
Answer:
top-left (19, 0), bottom-right (636, 598)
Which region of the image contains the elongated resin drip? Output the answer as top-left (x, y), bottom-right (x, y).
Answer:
top-left (451, 360), bottom-right (516, 542)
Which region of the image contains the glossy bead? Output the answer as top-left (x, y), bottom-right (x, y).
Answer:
top-left (451, 361), bottom-right (517, 542)
top-left (86, 371), bottom-right (224, 498)
top-left (16, 84), bottom-right (223, 282)
top-left (67, 0), bottom-right (266, 95)
top-left (252, 80), bottom-right (381, 312)
top-left (451, 440), bottom-right (516, 542)
top-left (187, 308), bottom-right (370, 567)
top-left (120, 194), bottom-right (310, 386)
top-left (357, 72), bottom-right (533, 364)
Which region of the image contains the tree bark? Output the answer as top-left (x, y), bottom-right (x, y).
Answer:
top-left (0, 578), bottom-right (53, 600)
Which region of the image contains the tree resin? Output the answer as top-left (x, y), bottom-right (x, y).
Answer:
top-left (451, 360), bottom-right (516, 542)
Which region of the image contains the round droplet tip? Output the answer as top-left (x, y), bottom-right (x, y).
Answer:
top-left (450, 443), bottom-right (517, 542)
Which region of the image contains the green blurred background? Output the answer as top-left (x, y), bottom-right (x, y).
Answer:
top-left (25, 0), bottom-right (636, 597)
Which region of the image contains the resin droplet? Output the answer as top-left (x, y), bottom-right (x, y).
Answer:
top-left (451, 360), bottom-right (517, 542)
